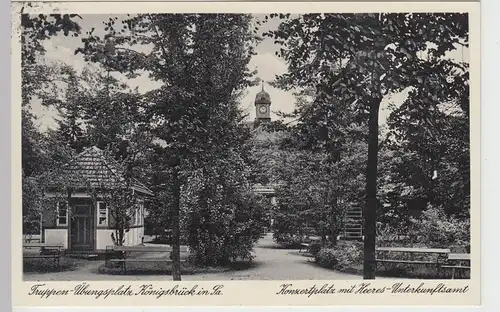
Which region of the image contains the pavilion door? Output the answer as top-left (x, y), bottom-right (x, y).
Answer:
top-left (70, 204), bottom-right (94, 250)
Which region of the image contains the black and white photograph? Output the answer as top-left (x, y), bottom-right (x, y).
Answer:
top-left (18, 6), bottom-right (475, 288)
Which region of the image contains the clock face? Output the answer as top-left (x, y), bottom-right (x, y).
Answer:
top-left (259, 105), bottom-right (268, 114)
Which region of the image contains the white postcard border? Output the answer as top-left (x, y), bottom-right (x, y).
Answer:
top-left (10, 1), bottom-right (482, 308)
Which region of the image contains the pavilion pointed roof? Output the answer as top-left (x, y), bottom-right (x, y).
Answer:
top-left (44, 146), bottom-right (153, 196)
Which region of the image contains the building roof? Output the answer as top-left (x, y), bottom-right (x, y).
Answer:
top-left (44, 146), bottom-right (154, 196)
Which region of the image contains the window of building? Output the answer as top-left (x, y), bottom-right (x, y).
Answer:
top-left (56, 202), bottom-right (68, 226)
top-left (97, 202), bottom-right (108, 226)
top-left (139, 202), bottom-right (144, 225)
top-left (133, 202), bottom-right (144, 226)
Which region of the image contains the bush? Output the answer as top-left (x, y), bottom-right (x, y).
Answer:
top-left (315, 248), bottom-right (337, 268)
top-left (377, 206), bottom-right (470, 249)
top-left (308, 242), bottom-right (322, 256)
top-left (23, 257), bottom-right (88, 273)
top-left (409, 207), bottom-right (470, 248)
top-left (374, 207), bottom-right (470, 279)
top-left (181, 169), bottom-right (267, 266)
top-left (315, 241), bottom-right (363, 272)
top-left (273, 234), bottom-right (303, 249)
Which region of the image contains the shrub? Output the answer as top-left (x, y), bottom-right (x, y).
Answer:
top-left (23, 257), bottom-right (87, 273)
top-left (315, 248), bottom-right (337, 268)
top-left (315, 241), bottom-right (363, 272)
top-left (181, 172), bottom-right (267, 266)
top-left (374, 207), bottom-right (470, 279)
top-left (273, 233), bottom-right (303, 248)
top-left (308, 242), bottom-right (322, 256)
top-left (377, 206), bottom-right (470, 249)
top-left (409, 207), bottom-right (470, 248)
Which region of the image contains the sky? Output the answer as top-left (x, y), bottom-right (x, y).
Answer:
top-left (31, 14), bottom-right (469, 132)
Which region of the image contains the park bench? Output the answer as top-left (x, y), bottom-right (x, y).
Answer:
top-left (105, 245), bottom-right (189, 273)
top-left (441, 253), bottom-right (470, 279)
top-left (298, 229), bottom-right (321, 253)
top-left (375, 247), bottom-right (451, 274)
top-left (23, 235), bottom-right (41, 244)
top-left (23, 243), bottom-right (64, 268)
top-left (299, 239), bottom-right (322, 253)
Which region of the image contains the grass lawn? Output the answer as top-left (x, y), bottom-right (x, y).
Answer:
top-left (23, 256), bottom-right (89, 274)
top-left (98, 260), bottom-right (255, 276)
top-left (101, 239), bottom-right (253, 276)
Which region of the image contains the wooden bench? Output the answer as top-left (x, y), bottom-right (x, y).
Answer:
top-left (299, 242), bottom-right (310, 253)
top-left (299, 233), bottom-right (321, 253)
top-left (105, 245), bottom-right (189, 273)
top-left (442, 253), bottom-right (470, 279)
top-left (23, 243), bottom-right (64, 268)
top-left (375, 247), bottom-right (451, 273)
top-left (23, 235), bottom-right (41, 243)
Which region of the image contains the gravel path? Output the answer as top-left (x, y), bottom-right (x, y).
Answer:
top-left (24, 234), bottom-right (387, 281)
top-left (185, 233), bottom-right (363, 281)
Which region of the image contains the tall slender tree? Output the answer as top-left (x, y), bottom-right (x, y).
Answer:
top-left (266, 13), bottom-right (468, 279)
top-left (21, 13), bottom-right (82, 234)
top-left (77, 13), bottom-right (260, 280)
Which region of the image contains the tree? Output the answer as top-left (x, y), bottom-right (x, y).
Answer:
top-left (54, 66), bottom-right (155, 245)
top-left (22, 174), bottom-right (44, 238)
top-left (21, 13), bottom-right (82, 234)
top-left (47, 66), bottom-right (89, 153)
top-left (91, 143), bottom-right (150, 247)
top-left (77, 13), bottom-right (260, 280)
top-left (181, 150), bottom-right (267, 265)
top-left (21, 13), bottom-right (82, 175)
top-left (379, 78), bottom-right (470, 227)
top-left (269, 134), bottom-right (366, 246)
top-left (246, 128), bottom-right (288, 186)
top-left (266, 13), bottom-right (468, 279)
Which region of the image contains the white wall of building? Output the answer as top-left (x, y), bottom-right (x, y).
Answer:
top-left (44, 227), bottom-right (145, 250)
top-left (96, 229), bottom-right (115, 249)
top-left (97, 227), bottom-right (144, 249)
top-left (44, 229), bottom-right (68, 248)
top-left (124, 227), bottom-right (144, 246)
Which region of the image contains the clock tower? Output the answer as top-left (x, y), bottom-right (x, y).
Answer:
top-left (254, 82), bottom-right (271, 128)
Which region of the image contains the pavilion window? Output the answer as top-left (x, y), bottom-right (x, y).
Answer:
top-left (97, 202), bottom-right (108, 226)
top-left (139, 202), bottom-right (144, 225)
top-left (56, 202), bottom-right (68, 226)
top-left (134, 202), bottom-right (144, 226)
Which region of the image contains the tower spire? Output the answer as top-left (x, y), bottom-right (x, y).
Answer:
top-left (261, 80), bottom-right (264, 91)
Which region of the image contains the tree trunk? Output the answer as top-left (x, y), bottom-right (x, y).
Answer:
top-left (67, 188), bottom-right (73, 250)
top-left (171, 165), bottom-right (182, 281)
top-left (363, 96), bottom-right (381, 280)
top-left (330, 197), bottom-right (338, 246)
top-left (117, 222), bottom-right (124, 246)
top-left (330, 212), bottom-right (338, 246)
top-left (200, 178), bottom-right (212, 264)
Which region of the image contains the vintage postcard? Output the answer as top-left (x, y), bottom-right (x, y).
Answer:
top-left (11, 0), bottom-right (481, 307)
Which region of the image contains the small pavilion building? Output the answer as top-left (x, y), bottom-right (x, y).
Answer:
top-left (39, 146), bottom-right (153, 251)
